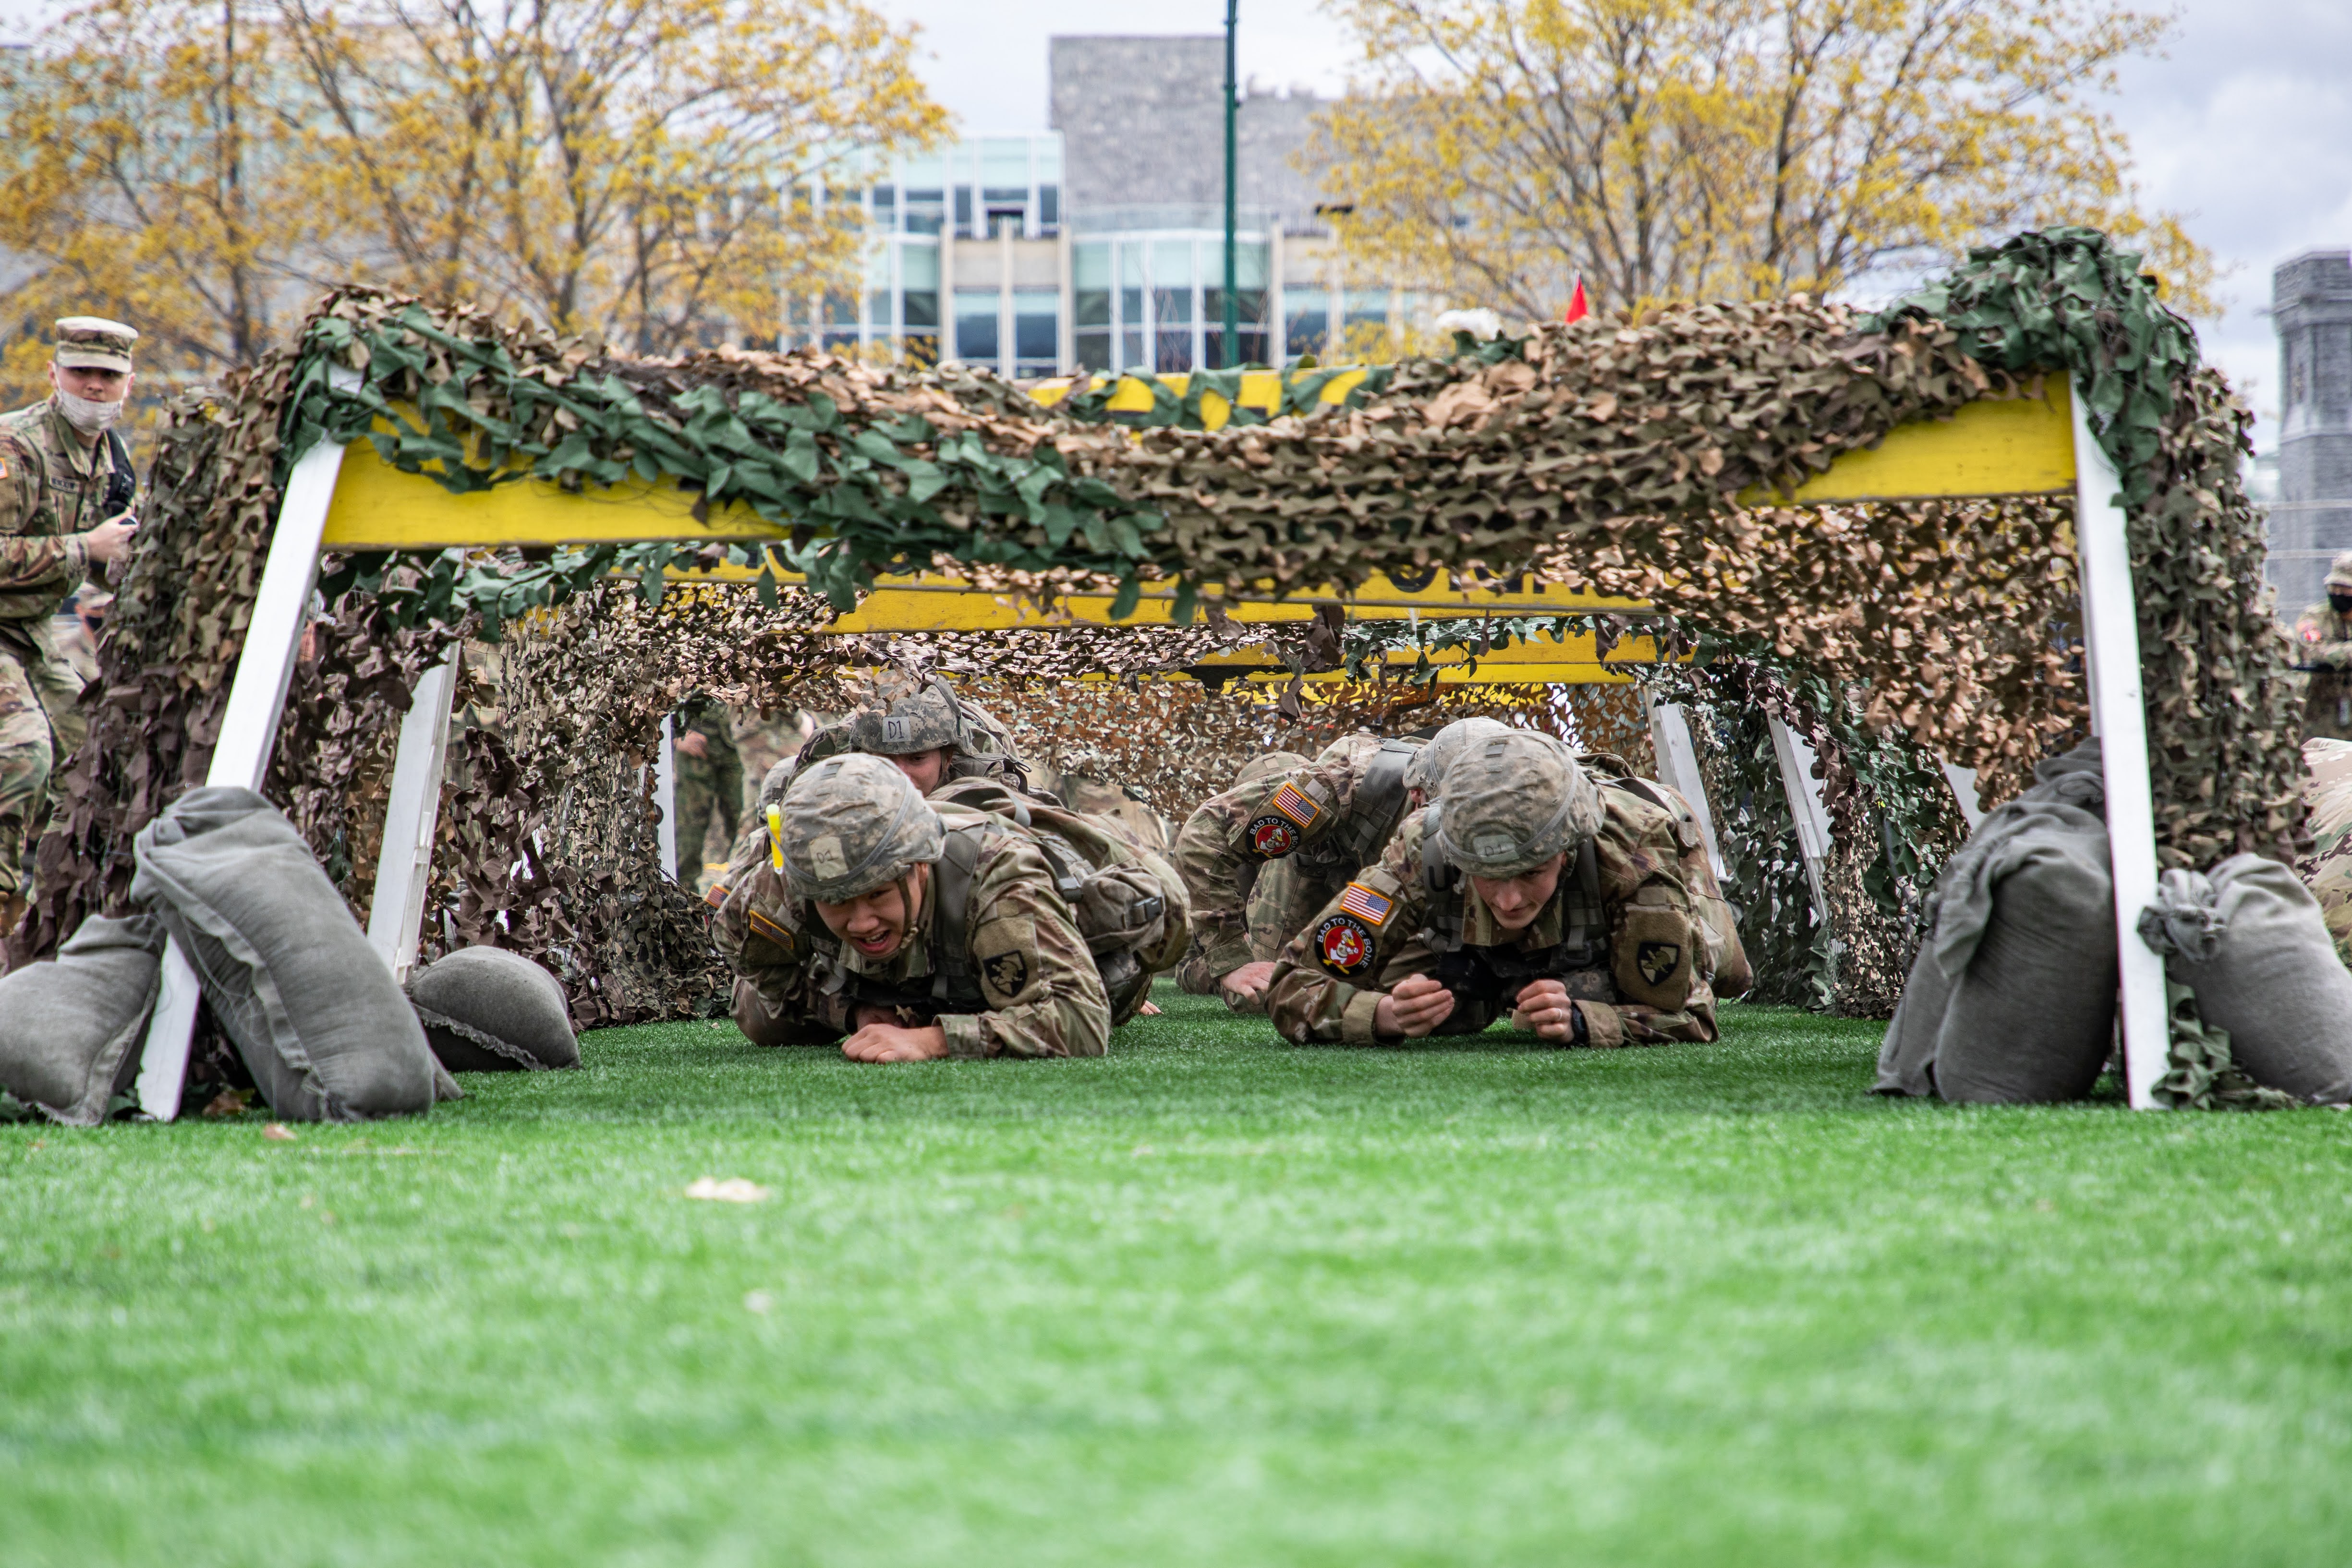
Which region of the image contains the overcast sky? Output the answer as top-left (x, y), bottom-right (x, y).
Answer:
top-left (875, 0), bottom-right (2352, 452)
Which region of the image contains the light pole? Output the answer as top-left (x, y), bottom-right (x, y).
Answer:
top-left (1222, 0), bottom-right (1239, 369)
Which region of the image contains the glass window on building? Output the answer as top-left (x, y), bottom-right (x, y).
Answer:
top-left (1073, 241), bottom-right (1113, 373)
top-left (1285, 289), bottom-right (1330, 361)
top-left (903, 189), bottom-right (944, 235)
top-left (870, 185), bottom-right (895, 229)
top-left (1152, 239), bottom-right (1196, 373)
top-left (822, 289), bottom-right (860, 352)
top-left (900, 242), bottom-right (940, 357)
top-left (1014, 287), bottom-right (1060, 377)
top-left (955, 288), bottom-right (1000, 366)
top-left (1202, 239), bottom-right (1272, 367)
top-left (1121, 243), bottom-right (1146, 373)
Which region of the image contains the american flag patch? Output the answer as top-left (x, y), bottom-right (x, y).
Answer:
top-left (1338, 882), bottom-right (1393, 927)
top-left (1270, 782), bottom-right (1320, 828)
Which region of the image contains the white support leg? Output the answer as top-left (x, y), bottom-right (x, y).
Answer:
top-left (2071, 380), bottom-right (2168, 1110)
top-left (655, 713), bottom-right (679, 880)
top-left (1939, 760), bottom-right (1987, 831)
top-left (1646, 696), bottom-right (1727, 880)
top-left (365, 656), bottom-right (458, 985)
top-left (1767, 713), bottom-right (1834, 927)
top-left (133, 434), bottom-right (347, 1122)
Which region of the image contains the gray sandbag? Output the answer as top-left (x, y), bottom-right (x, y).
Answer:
top-left (406, 946), bottom-right (581, 1072)
top-left (131, 786), bottom-right (438, 1121)
top-left (0, 913), bottom-right (163, 1125)
top-left (2143, 857), bottom-right (2352, 1104)
top-left (1877, 738), bottom-right (2116, 1102)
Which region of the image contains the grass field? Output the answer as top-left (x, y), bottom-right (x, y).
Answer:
top-left (7, 987), bottom-right (2352, 1567)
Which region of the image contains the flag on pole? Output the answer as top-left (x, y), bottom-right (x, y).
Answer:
top-left (1564, 275), bottom-right (1590, 323)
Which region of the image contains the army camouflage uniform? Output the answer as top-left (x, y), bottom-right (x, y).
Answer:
top-left (2293, 555), bottom-right (2352, 742)
top-left (1265, 735), bottom-right (1718, 1048)
top-left (713, 755), bottom-right (1111, 1058)
top-left (0, 372), bottom-right (136, 898)
top-left (669, 695), bottom-right (743, 882)
top-left (1172, 733), bottom-right (1425, 997)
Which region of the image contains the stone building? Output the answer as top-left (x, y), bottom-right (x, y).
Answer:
top-left (2270, 251), bottom-right (2352, 618)
top-left (786, 35), bottom-right (1417, 376)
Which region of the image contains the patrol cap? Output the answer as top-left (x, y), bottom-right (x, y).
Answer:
top-left (2328, 551), bottom-right (2352, 590)
top-left (53, 317), bottom-right (137, 372)
top-left (1403, 716), bottom-right (1510, 796)
top-left (772, 753), bottom-right (945, 902)
top-left (1431, 730), bottom-right (1603, 879)
top-left (854, 677), bottom-right (965, 756)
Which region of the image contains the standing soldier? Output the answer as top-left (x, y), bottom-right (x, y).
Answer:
top-left (2295, 553), bottom-right (2352, 741)
top-left (713, 754), bottom-right (1114, 1060)
top-left (1265, 730), bottom-right (1718, 1048)
top-left (669, 693), bottom-right (743, 885)
top-left (0, 317), bottom-right (144, 942)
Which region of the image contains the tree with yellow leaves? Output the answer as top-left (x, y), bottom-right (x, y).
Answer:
top-left (1312, 0), bottom-right (2216, 322)
top-left (0, 0), bottom-right (946, 410)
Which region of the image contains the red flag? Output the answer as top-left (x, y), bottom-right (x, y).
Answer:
top-left (1564, 275), bottom-right (1590, 323)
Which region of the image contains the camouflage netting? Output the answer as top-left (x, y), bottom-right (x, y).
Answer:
top-left (17, 229), bottom-right (2299, 1046)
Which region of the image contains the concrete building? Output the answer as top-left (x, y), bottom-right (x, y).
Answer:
top-left (787, 35), bottom-right (1418, 377)
top-left (2270, 252), bottom-right (2352, 617)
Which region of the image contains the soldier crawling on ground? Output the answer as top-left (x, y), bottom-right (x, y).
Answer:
top-left (0, 317), bottom-right (144, 951)
top-left (713, 753), bottom-right (1181, 1061)
top-left (2295, 552), bottom-right (2352, 743)
top-left (793, 675), bottom-right (1032, 797)
top-left (1265, 730), bottom-right (1719, 1048)
top-left (1175, 718), bottom-right (1515, 1013)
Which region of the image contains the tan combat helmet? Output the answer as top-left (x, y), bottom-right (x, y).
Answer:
top-left (2328, 552), bottom-right (2352, 591)
top-left (1431, 730), bottom-right (1603, 878)
top-left (854, 676), bottom-right (966, 757)
top-left (52, 317), bottom-right (137, 372)
top-left (1403, 716), bottom-right (1511, 797)
top-left (769, 754), bottom-right (945, 902)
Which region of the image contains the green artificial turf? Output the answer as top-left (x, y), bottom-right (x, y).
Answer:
top-left (6, 989), bottom-right (2352, 1567)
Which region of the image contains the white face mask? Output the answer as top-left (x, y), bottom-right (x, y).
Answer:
top-left (56, 388), bottom-right (125, 434)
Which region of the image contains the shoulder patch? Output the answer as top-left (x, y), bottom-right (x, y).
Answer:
top-left (1313, 912), bottom-right (1377, 977)
top-left (1269, 782), bottom-right (1320, 829)
top-left (1338, 881), bottom-right (1393, 927)
top-left (973, 914), bottom-right (1040, 1005)
top-left (1249, 814), bottom-right (1299, 859)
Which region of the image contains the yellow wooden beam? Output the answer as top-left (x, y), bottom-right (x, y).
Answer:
top-left (1745, 378), bottom-right (2074, 506)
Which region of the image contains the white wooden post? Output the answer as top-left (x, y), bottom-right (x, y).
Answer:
top-left (133, 425), bottom-right (347, 1121)
top-left (655, 713), bottom-right (679, 880)
top-left (364, 655), bottom-right (458, 984)
top-left (1939, 760), bottom-right (1987, 830)
top-left (2070, 380), bottom-right (2168, 1110)
top-left (1646, 697), bottom-right (1727, 880)
top-left (1767, 713), bottom-right (1834, 927)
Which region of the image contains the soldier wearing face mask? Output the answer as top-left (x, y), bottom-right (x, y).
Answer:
top-left (0, 318), bottom-right (144, 948)
top-left (2295, 552), bottom-right (2352, 743)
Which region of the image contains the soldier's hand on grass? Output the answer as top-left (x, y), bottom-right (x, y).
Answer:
top-left (1511, 978), bottom-right (1579, 1043)
top-left (1374, 973), bottom-right (1456, 1039)
top-left (841, 1021), bottom-right (949, 1062)
top-left (1219, 960), bottom-right (1277, 1003)
top-left (84, 515), bottom-right (138, 565)
top-left (675, 730), bottom-right (709, 759)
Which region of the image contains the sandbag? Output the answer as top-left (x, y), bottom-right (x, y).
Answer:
top-left (406, 946), bottom-right (581, 1072)
top-left (0, 913), bottom-right (164, 1125)
top-left (1878, 738), bottom-right (2116, 1102)
top-left (2147, 856), bottom-right (2352, 1105)
top-left (132, 786), bottom-right (439, 1121)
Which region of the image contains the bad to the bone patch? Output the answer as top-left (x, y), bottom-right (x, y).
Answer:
top-left (1314, 913), bottom-right (1376, 977)
top-left (1249, 815), bottom-right (1298, 858)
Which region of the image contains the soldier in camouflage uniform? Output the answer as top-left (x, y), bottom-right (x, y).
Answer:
top-left (2294, 553), bottom-right (2352, 742)
top-left (794, 676), bottom-right (1030, 796)
top-left (1175, 724), bottom-right (1509, 1010)
top-left (712, 753), bottom-right (1111, 1060)
top-left (669, 693), bottom-right (743, 883)
top-left (1265, 730), bottom-right (1718, 1048)
top-left (0, 318), bottom-right (144, 944)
